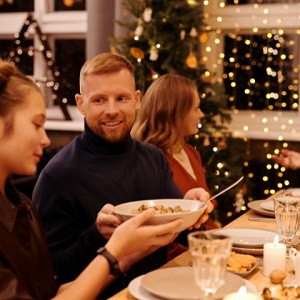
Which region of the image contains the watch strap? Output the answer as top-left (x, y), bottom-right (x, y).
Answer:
top-left (97, 247), bottom-right (121, 277)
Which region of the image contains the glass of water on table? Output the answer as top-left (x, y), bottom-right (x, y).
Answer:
top-left (188, 231), bottom-right (232, 300)
top-left (273, 194), bottom-right (300, 254)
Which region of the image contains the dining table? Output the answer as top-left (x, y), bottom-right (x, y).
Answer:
top-left (108, 191), bottom-right (286, 300)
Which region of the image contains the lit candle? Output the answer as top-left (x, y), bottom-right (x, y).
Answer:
top-left (223, 285), bottom-right (258, 300)
top-left (263, 235), bottom-right (286, 277)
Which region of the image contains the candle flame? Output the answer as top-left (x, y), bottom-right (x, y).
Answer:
top-left (274, 235), bottom-right (279, 245)
top-left (237, 285), bottom-right (247, 296)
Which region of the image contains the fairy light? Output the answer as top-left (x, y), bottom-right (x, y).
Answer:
top-left (10, 13), bottom-right (71, 120)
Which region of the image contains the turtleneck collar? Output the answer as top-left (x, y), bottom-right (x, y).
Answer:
top-left (80, 120), bottom-right (134, 155)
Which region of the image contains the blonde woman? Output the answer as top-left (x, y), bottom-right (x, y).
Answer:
top-left (132, 74), bottom-right (218, 258)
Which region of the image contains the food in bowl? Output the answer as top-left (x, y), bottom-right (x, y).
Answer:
top-left (114, 199), bottom-right (207, 232)
top-left (132, 204), bottom-right (189, 215)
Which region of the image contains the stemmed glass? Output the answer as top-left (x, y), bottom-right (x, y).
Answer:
top-left (273, 195), bottom-right (300, 255)
top-left (188, 231), bottom-right (232, 300)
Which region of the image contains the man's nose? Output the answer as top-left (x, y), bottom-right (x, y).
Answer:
top-left (105, 100), bottom-right (119, 114)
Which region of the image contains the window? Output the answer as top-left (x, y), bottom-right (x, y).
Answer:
top-left (204, 0), bottom-right (300, 140)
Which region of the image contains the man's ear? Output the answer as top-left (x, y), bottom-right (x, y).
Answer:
top-left (135, 90), bottom-right (141, 110)
top-left (75, 94), bottom-right (85, 115)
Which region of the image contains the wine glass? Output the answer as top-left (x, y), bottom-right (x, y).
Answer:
top-left (273, 195), bottom-right (300, 254)
top-left (188, 231), bottom-right (232, 300)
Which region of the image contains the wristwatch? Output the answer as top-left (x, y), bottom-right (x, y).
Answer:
top-left (97, 247), bottom-right (121, 277)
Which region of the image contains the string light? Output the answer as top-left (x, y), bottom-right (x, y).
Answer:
top-left (202, 0), bottom-right (300, 198)
top-left (10, 13), bottom-right (71, 120)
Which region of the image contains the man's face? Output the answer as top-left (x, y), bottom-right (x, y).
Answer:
top-left (76, 69), bottom-right (140, 143)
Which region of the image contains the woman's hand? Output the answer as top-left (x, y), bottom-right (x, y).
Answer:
top-left (272, 149), bottom-right (300, 170)
top-left (183, 188), bottom-right (213, 229)
top-left (105, 209), bottom-right (183, 261)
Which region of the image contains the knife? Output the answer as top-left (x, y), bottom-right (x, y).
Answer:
top-left (248, 217), bottom-right (276, 222)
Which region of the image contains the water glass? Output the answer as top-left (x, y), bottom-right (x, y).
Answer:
top-left (273, 195), bottom-right (300, 250)
top-left (188, 231), bottom-right (232, 300)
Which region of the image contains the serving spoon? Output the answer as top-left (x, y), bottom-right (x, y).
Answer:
top-left (208, 176), bottom-right (244, 202)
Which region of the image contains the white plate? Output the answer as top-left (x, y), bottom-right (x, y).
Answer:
top-left (129, 274), bottom-right (257, 300)
top-left (248, 200), bottom-right (275, 217)
top-left (285, 188), bottom-right (300, 197)
top-left (210, 228), bottom-right (278, 248)
top-left (260, 201), bottom-right (274, 212)
top-left (231, 246), bottom-right (263, 255)
top-left (137, 267), bottom-right (257, 300)
top-left (128, 275), bottom-right (161, 300)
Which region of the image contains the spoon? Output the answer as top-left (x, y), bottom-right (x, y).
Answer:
top-left (208, 176), bottom-right (244, 202)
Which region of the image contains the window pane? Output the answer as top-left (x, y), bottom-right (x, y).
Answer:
top-left (55, 0), bottom-right (85, 11)
top-left (0, 39), bottom-right (33, 75)
top-left (0, 0), bottom-right (33, 12)
top-left (55, 39), bottom-right (85, 105)
top-left (223, 32), bottom-right (299, 110)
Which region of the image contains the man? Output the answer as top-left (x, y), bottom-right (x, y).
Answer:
top-left (33, 53), bottom-right (213, 298)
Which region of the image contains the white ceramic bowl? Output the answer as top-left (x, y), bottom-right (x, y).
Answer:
top-left (114, 199), bottom-right (207, 232)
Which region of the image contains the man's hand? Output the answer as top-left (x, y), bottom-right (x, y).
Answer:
top-left (96, 204), bottom-right (121, 240)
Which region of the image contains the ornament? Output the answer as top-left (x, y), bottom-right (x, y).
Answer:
top-left (130, 47), bottom-right (144, 60)
top-left (134, 24), bottom-right (144, 37)
top-left (190, 27), bottom-right (198, 37)
top-left (201, 72), bottom-right (215, 83)
top-left (234, 189), bottom-right (245, 213)
top-left (187, 0), bottom-right (199, 6)
top-left (110, 46), bottom-right (118, 54)
top-left (143, 7), bottom-right (153, 22)
top-left (186, 52), bottom-right (198, 68)
top-left (217, 140), bottom-right (227, 150)
top-left (149, 46), bottom-right (159, 61)
top-left (204, 135), bottom-right (210, 146)
top-left (151, 69), bottom-right (159, 80)
top-left (63, 0), bottom-right (74, 7)
top-left (180, 30), bottom-right (186, 40)
top-left (199, 32), bottom-right (209, 43)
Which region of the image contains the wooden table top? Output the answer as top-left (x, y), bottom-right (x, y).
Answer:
top-left (108, 194), bottom-right (282, 300)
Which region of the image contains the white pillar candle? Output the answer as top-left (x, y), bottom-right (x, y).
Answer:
top-left (295, 252), bottom-right (300, 283)
top-left (263, 235), bottom-right (286, 277)
top-left (223, 286), bottom-right (258, 300)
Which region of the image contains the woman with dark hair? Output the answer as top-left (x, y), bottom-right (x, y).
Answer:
top-left (0, 60), bottom-right (183, 299)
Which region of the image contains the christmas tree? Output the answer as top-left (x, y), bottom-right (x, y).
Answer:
top-left (112, 0), bottom-right (249, 226)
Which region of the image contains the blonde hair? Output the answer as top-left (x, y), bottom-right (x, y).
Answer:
top-left (0, 60), bottom-right (41, 135)
top-left (132, 74), bottom-right (198, 153)
top-left (79, 53), bottom-right (135, 94)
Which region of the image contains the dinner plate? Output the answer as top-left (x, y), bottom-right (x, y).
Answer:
top-left (138, 267), bottom-right (257, 300)
top-left (247, 200), bottom-right (275, 217)
top-left (231, 246), bottom-right (263, 255)
top-left (129, 273), bottom-right (257, 300)
top-left (210, 228), bottom-right (278, 248)
top-left (260, 201), bottom-right (274, 212)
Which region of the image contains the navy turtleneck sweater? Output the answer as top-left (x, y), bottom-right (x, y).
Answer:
top-left (33, 123), bottom-right (182, 298)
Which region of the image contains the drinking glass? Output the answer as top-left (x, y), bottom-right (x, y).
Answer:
top-left (273, 195), bottom-right (300, 252)
top-left (188, 231), bottom-right (232, 300)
